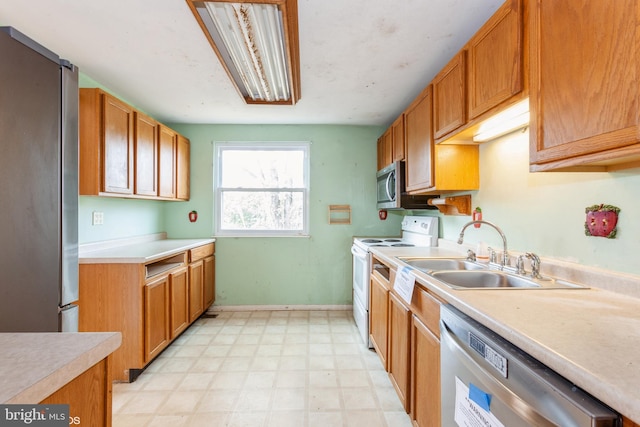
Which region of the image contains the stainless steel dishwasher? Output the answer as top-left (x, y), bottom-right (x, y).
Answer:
top-left (440, 305), bottom-right (620, 427)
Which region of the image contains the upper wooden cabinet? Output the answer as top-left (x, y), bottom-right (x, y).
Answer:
top-left (80, 88), bottom-right (190, 200)
top-left (377, 114), bottom-right (406, 169)
top-left (158, 124), bottom-right (177, 199)
top-left (392, 114), bottom-right (405, 162)
top-left (377, 128), bottom-right (393, 170)
top-left (430, 0), bottom-right (525, 144)
top-left (177, 135), bottom-right (190, 200)
top-left (404, 85), bottom-right (479, 195)
top-left (80, 89), bottom-right (134, 196)
top-left (134, 112), bottom-right (158, 197)
top-left (405, 87), bottom-right (434, 192)
top-left (529, 0), bottom-right (640, 171)
top-left (433, 52), bottom-right (467, 140)
top-left (468, 0), bottom-right (523, 120)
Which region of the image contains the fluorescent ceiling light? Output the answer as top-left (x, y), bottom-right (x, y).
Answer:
top-left (187, 0), bottom-right (300, 105)
top-left (473, 99), bottom-right (530, 142)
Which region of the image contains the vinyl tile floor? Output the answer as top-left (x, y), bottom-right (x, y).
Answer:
top-left (112, 310), bottom-right (413, 427)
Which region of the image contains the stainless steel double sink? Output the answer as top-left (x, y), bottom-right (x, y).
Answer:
top-left (398, 257), bottom-right (586, 290)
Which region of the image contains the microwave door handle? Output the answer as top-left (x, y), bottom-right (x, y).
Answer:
top-left (385, 171), bottom-right (394, 201)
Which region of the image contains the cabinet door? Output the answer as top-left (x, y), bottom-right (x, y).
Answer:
top-left (369, 272), bottom-right (389, 369)
top-left (404, 86), bottom-right (434, 193)
top-left (530, 1), bottom-right (640, 170)
top-left (392, 114), bottom-right (405, 162)
top-left (158, 124), bottom-right (177, 198)
top-left (170, 266), bottom-right (189, 339)
top-left (411, 314), bottom-right (441, 427)
top-left (468, 0), bottom-right (523, 120)
top-left (176, 134), bottom-right (190, 200)
top-left (203, 255), bottom-right (215, 309)
top-left (144, 276), bottom-right (170, 362)
top-left (389, 292), bottom-right (411, 413)
top-left (188, 260), bottom-right (204, 322)
top-left (134, 112), bottom-right (158, 196)
top-left (433, 51), bottom-right (466, 140)
top-left (40, 358), bottom-right (111, 427)
top-left (377, 128), bottom-right (393, 170)
top-left (102, 93), bottom-right (134, 194)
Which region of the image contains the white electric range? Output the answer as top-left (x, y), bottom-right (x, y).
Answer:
top-left (351, 216), bottom-right (439, 347)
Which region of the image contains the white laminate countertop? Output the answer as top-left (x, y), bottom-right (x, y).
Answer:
top-left (0, 332), bottom-right (121, 404)
top-left (370, 245), bottom-right (640, 424)
top-left (79, 237), bottom-right (215, 264)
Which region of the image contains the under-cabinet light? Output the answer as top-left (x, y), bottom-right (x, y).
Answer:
top-left (186, 0), bottom-right (300, 105)
top-left (473, 99), bottom-right (530, 142)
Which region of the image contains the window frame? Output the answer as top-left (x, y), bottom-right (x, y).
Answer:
top-left (214, 141), bottom-right (311, 237)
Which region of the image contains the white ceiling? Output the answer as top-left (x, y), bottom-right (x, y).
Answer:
top-left (0, 0), bottom-right (503, 126)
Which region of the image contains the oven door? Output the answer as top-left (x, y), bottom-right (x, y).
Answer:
top-left (351, 244), bottom-right (370, 307)
top-left (351, 243), bottom-right (373, 347)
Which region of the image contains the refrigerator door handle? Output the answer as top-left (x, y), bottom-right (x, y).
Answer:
top-left (59, 304), bottom-right (79, 332)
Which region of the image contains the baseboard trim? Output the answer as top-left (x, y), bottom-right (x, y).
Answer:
top-left (208, 304), bottom-right (353, 312)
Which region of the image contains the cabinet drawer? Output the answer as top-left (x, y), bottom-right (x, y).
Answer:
top-left (189, 243), bottom-right (214, 262)
top-left (411, 286), bottom-right (442, 338)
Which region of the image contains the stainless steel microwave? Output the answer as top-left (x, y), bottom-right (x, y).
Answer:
top-left (376, 161), bottom-right (438, 210)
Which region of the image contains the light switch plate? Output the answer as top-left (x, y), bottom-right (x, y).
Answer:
top-left (92, 211), bottom-right (104, 225)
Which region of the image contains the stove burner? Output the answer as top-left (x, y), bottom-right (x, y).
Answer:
top-left (361, 239), bottom-right (383, 243)
top-left (370, 244), bottom-right (388, 247)
top-left (384, 238), bottom-right (402, 242)
top-left (391, 243), bottom-right (415, 247)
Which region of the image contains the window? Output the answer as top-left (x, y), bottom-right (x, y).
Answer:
top-left (214, 142), bottom-right (310, 236)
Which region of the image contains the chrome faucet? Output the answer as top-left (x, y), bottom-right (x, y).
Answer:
top-left (458, 220), bottom-right (509, 268)
top-left (525, 252), bottom-right (543, 279)
top-left (515, 252), bottom-right (543, 279)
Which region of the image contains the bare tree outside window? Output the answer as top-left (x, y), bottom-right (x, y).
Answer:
top-left (215, 142), bottom-right (310, 236)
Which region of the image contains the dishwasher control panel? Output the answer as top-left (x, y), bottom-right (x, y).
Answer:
top-left (469, 331), bottom-right (508, 378)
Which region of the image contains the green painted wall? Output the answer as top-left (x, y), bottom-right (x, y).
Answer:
top-left (439, 129), bottom-right (640, 276)
top-left (164, 124), bottom-right (403, 306)
top-left (79, 196), bottom-right (165, 243)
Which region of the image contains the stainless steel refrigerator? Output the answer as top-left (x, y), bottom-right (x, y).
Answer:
top-left (0, 26), bottom-right (79, 332)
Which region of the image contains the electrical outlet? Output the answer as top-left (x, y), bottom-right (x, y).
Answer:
top-left (92, 211), bottom-right (104, 225)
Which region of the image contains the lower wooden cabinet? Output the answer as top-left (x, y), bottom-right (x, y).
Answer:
top-left (189, 243), bottom-right (216, 319)
top-left (389, 291), bottom-right (411, 413)
top-left (203, 255), bottom-right (216, 308)
top-left (170, 266), bottom-right (189, 339)
top-left (370, 268), bottom-right (390, 370)
top-left (144, 275), bottom-right (171, 362)
top-left (188, 260), bottom-right (205, 322)
top-left (411, 314), bottom-right (441, 427)
top-left (40, 358), bottom-right (112, 427)
top-left (367, 261), bottom-right (444, 426)
top-left (79, 242), bottom-right (216, 382)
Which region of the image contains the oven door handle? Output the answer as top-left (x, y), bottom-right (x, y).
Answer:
top-left (440, 320), bottom-right (556, 427)
top-left (351, 245), bottom-right (367, 259)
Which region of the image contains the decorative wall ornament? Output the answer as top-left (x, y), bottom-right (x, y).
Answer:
top-left (584, 204), bottom-right (620, 238)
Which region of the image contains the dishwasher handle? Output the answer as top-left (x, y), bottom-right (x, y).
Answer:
top-left (440, 319), bottom-right (556, 427)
